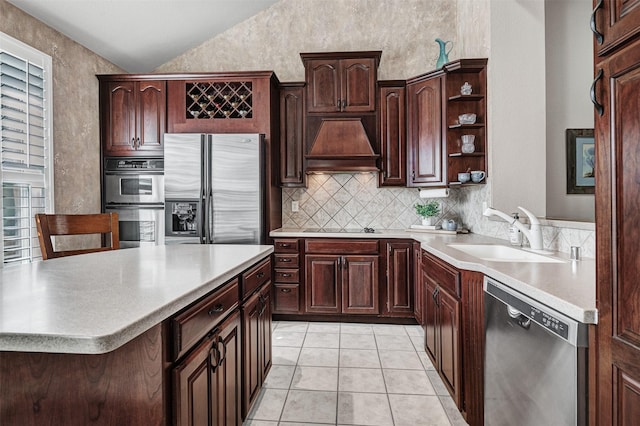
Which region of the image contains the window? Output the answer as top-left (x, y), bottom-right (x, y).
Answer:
top-left (0, 33), bottom-right (53, 265)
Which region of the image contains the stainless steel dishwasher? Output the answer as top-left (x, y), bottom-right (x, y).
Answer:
top-left (484, 277), bottom-right (588, 426)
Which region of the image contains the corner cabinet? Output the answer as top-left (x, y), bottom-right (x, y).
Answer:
top-left (300, 52), bottom-right (380, 113)
top-left (406, 72), bottom-right (445, 187)
top-left (384, 240), bottom-right (414, 315)
top-left (442, 59), bottom-right (488, 186)
top-left (98, 77), bottom-right (166, 157)
top-left (279, 83), bottom-right (306, 187)
top-left (378, 81), bottom-right (407, 186)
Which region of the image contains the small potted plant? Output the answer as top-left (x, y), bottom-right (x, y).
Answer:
top-left (414, 200), bottom-right (440, 226)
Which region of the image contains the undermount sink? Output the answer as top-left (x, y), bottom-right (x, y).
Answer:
top-left (447, 244), bottom-right (567, 263)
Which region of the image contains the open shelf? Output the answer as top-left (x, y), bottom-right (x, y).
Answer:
top-left (448, 94), bottom-right (484, 102)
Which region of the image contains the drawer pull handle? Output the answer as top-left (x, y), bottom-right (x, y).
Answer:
top-left (280, 243), bottom-right (291, 248)
top-left (281, 288), bottom-right (292, 293)
top-left (281, 273), bottom-right (292, 277)
top-left (279, 258), bottom-right (292, 262)
top-left (257, 272), bottom-right (265, 279)
top-left (590, 0), bottom-right (603, 45)
top-left (208, 304), bottom-right (224, 315)
top-left (591, 68), bottom-right (604, 116)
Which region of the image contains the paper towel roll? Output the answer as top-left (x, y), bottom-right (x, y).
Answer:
top-left (419, 188), bottom-right (450, 198)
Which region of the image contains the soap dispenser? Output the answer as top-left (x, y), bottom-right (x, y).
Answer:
top-left (509, 213), bottom-right (523, 246)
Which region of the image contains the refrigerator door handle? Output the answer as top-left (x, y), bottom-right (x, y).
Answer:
top-left (200, 135), bottom-right (208, 244)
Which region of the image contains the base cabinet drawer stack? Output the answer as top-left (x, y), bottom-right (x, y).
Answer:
top-left (273, 239), bottom-right (302, 313)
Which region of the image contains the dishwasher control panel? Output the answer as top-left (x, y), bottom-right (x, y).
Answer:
top-left (528, 307), bottom-right (569, 340)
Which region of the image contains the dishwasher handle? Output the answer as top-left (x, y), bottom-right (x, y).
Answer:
top-left (507, 305), bottom-right (531, 329)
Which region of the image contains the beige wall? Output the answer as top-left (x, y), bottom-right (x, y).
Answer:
top-left (0, 0), bottom-right (123, 214)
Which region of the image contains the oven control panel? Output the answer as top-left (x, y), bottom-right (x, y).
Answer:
top-left (105, 158), bottom-right (164, 171)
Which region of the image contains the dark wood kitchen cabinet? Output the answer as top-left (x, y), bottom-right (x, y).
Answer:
top-left (279, 83), bottom-right (306, 187)
top-left (273, 239), bottom-right (302, 314)
top-left (98, 77), bottom-right (166, 157)
top-left (378, 81), bottom-right (407, 186)
top-left (384, 240), bottom-right (414, 316)
top-left (593, 0), bottom-right (640, 56)
top-left (406, 72), bottom-right (445, 187)
top-left (300, 52), bottom-right (381, 113)
top-left (241, 259), bottom-right (272, 419)
top-left (305, 239), bottom-right (380, 315)
top-left (413, 241), bottom-right (424, 325)
top-left (593, 20), bottom-right (640, 425)
top-left (421, 250), bottom-right (462, 408)
top-left (173, 309), bottom-right (241, 426)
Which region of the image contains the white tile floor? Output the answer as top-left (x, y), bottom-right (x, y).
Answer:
top-left (244, 321), bottom-right (468, 426)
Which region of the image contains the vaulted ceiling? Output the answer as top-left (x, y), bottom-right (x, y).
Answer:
top-left (7, 0), bottom-right (280, 73)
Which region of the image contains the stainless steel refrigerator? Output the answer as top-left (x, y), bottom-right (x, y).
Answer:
top-left (163, 133), bottom-right (265, 244)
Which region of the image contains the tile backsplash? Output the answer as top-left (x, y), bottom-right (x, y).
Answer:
top-left (281, 173), bottom-right (595, 258)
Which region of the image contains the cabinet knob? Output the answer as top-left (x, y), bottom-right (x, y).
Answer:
top-left (281, 243), bottom-right (291, 248)
top-left (281, 288), bottom-right (292, 293)
top-left (279, 258), bottom-right (291, 262)
top-left (257, 271), bottom-right (265, 279)
top-left (281, 273), bottom-right (292, 277)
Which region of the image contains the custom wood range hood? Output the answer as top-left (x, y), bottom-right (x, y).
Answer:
top-left (305, 117), bottom-right (380, 172)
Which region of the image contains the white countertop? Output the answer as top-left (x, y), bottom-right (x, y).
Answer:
top-left (271, 228), bottom-right (596, 324)
top-left (0, 244), bottom-right (273, 354)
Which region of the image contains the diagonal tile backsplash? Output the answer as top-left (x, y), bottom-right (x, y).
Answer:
top-left (281, 172), bottom-right (596, 257)
top-left (282, 173), bottom-right (462, 230)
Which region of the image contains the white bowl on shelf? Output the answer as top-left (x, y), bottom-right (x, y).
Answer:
top-left (458, 113), bottom-right (477, 124)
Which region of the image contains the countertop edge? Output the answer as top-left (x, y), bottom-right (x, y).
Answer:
top-left (270, 229), bottom-right (597, 324)
top-left (0, 246), bottom-right (274, 354)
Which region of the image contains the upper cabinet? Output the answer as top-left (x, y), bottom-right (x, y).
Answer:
top-left (442, 59), bottom-right (488, 186)
top-left (378, 80), bottom-right (407, 187)
top-left (301, 52), bottom-right (380, 113)
top-left (406, 72), bottom-right (445, 187)
top-left (166, 72), bottom-right (279, 134)
top-left (593, 0), bottom-right (640, 56)
top-left (98, 77), bottom-right (166, 157)
top-left (279, 82), bottom-right (306, 187)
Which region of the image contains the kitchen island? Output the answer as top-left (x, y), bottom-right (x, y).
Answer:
top-left (0, 244), bottom-right (273, 425)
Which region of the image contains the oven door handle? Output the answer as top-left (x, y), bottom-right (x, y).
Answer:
top-left (105, 204), bottom-right (164, 209)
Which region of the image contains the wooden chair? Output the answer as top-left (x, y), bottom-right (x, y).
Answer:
top-left (35, 213), bottom-right (120, 260)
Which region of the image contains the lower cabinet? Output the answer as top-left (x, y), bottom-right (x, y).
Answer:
top-left (422, 250), bottom-right (462, 408)
top-left (173, 309), bottom-right (242, 426)
top-left (385, 241), bottom-right (414, 315)
top-left (241, 281), bottom-right (272, 418)
top-left (305, 254), bottom-right (379, 314)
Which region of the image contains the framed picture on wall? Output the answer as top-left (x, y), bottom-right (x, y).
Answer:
top-left (566, 128), bottom-right (595, 194)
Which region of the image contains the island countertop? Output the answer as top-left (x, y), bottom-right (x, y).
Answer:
top-left (0, 244), bottom-right (273, 354)
top-left (271, 228), bottom-right (596, 324)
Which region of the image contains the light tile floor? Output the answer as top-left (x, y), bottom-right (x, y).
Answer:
top-left (244, 321), bottom-right (468, 426)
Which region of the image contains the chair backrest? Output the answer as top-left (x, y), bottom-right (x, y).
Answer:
top-left (35, 213), bottom-right (120, 260)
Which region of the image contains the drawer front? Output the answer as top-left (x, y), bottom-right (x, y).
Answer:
top-left (273, 284), bottom-right (300, 313)
top-left (274, 239), bottom-right (299, 253)
top-left (305, 239), bottom-right (379, 254)
top-left (422, 251), bottom-right (460, 297)
top-left (274, 254), bottom-right (299, 268)
top-left (171, 278), bottom-right (239, 360)
top-left (242, 257), bottom-right (272, 299)
top-left (275, 268), bottom-right (300, 283)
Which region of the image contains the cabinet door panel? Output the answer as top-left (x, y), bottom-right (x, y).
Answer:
top-left (342, 255), bottom-right (379, 314)
top-left (379, 84), bottom-right (406, 186)
top-left (173, 334), bottom-right (215, 426)
top-left (439, 288), bottom-right (461, 407)
top-left (104, 81), bottom-right (136, 155)
top-left (307, 60), bottom-right (340, 113)
top-left (280, 84), bottom-right (305, 186)
top-left (407, 77), bottom-right (444, 186)
top-left (342, 58), bottom-right (376, 112)
top-left (136, 80), bottom-right (165, 153)
top-left (414, 244), bottom-right (424, 324)
top-left (242, 292), bottom-right (261, 417)
top-left (215, 311), bottom-right (241, 426)
top-left (423, 275), bottom-right (438, 365)
top-left (596, 37), bottom-right (640, 426)
top-left (386, 242), bottom-right (413, 314)
top-left (260, 283), bottom-right (273, 380)
top-left (305, 255), bottom-right (341, 313)
top-left (596, 0), bottom-right (640, 56)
